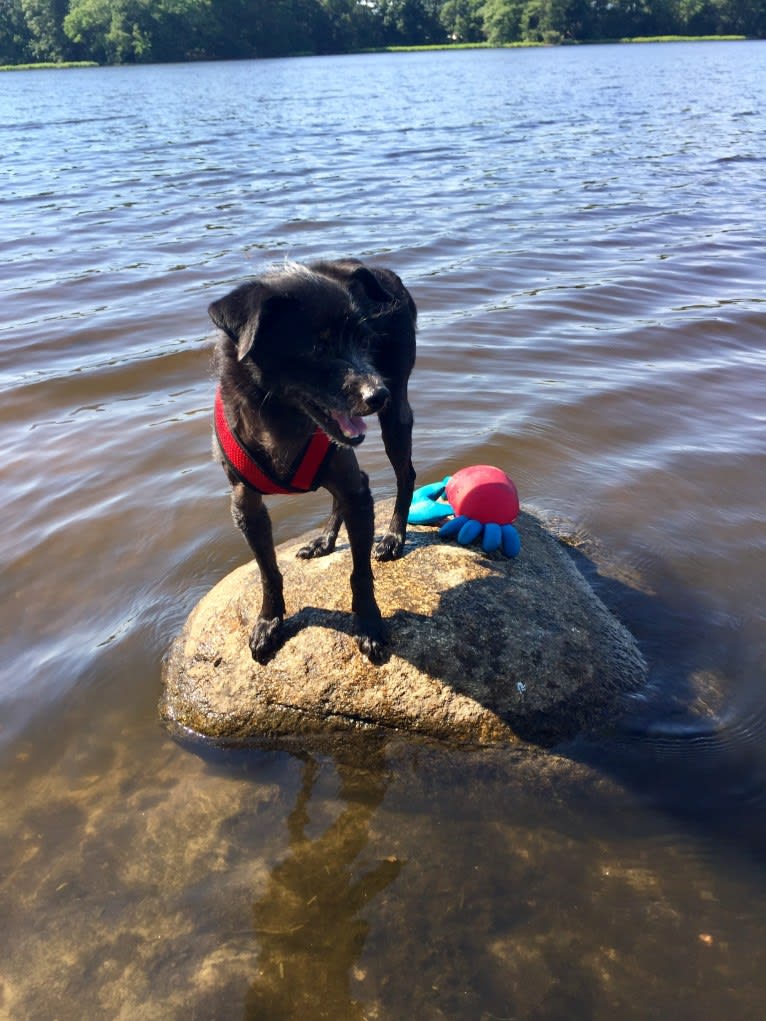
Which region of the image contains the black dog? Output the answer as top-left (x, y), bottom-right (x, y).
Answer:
top-left (209, 258), bottom-right (417, 664)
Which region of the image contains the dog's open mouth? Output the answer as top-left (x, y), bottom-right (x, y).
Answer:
top-left (330, 410), bottom-right (367, 442)
top-left (303, 401), bottom-right (368, 446)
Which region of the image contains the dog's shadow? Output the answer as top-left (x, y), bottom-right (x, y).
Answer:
top-left (279, 604), bottom-right (389, 655)
top-left (276, 528), bottom-right (423, 666)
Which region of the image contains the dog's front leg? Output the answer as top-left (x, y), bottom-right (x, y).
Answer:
top-left (231, 484), bottom-right (286, 663)
top-left (376, 389), bottom-right (416, 561)
top-left (334, 472), bottom-right (387, 664)
top-left (296, 495), bottom-right (343, 560)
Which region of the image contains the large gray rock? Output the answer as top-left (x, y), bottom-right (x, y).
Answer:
top-left (161, 502), bottom-right (647, 746)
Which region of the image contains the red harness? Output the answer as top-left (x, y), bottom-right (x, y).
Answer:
top-left (214, 387), bottom-right (333, 495)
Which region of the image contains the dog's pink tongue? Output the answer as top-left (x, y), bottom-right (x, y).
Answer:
top-left (331, 411), bottom-right (367, 439)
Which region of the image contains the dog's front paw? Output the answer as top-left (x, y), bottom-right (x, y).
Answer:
top-left (354, 615), bottom-right (388, 665)
top-left (249, 617), bottom-right (283, 664)
top-left (375, 532), bottom-right (405, 561)
top-left (297, 534), bottom-right (337, 559)
top-left (357, 633), bottom-right (388, 665)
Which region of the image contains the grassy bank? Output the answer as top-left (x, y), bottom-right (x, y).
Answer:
top-left (0, 61), bottom-right (98, 71)
top-left (374, 41), bottom-right (544, 52)
top-left (621, 34), bottom-right (746, 42)
top-left (371, 35), bottom-right (748, 53)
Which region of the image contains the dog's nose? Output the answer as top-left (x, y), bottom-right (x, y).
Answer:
top-left (362, 384), bottom-right (390, 414)
top-left (363, 383), bottom-right (392, 412)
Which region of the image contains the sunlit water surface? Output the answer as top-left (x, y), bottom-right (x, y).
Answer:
top-left (1, 43), bottom-right (765, 1019)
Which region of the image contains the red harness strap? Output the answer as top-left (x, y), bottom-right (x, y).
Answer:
top-left (214, 387), bottom-right (332, 495)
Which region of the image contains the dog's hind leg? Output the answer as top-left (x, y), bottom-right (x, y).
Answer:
top-left (375, 387), bottom-right (416, 561)
top-left (230, 483), bottom-right (286, 663)
top-left (296, 496), bottom-right (343, 560)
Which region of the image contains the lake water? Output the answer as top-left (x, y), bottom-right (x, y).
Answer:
top-left (1, 42), bottom-right (765, 1019)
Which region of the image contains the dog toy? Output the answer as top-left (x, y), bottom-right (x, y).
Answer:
top-left (408, 465), bottom-right (521, 557)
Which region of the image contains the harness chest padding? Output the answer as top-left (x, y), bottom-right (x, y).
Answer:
top-left (214, 387), bottom-right (332, 495)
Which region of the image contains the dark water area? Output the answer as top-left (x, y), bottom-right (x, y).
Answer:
top-left (1, 43), bottom-right (765, 1018)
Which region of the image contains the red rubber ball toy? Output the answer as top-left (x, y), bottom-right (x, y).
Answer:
top-left (445, 465), bottom-right (520, 525)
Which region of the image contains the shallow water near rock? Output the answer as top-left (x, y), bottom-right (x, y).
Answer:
top-left (2, 43), bottom-right (766, 1019)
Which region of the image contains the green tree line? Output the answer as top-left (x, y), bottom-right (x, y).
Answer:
top-left (1, 0), bottom-right (763, 65)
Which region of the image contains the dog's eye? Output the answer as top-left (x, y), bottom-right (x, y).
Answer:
top-left (357, 326), bottom-right (374, 353)
top-left (313, 331), bottom-right (332, 357)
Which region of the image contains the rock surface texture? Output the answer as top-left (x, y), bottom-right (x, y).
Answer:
top-left (162, 502), bottom-right (647, 746)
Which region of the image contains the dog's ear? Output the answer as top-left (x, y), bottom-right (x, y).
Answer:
top-left (208, 283), bottom-right (286, 361)
top-left (349, 265), bottom-right (393, 304)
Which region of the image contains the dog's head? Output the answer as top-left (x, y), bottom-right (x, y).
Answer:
top-left (209, 263), bottom-right (392, 447)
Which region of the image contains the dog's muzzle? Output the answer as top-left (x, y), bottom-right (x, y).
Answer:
top-left (325, 373), bottom-right (390, 444)
top-left (359, 382), bottom-right (390, 414)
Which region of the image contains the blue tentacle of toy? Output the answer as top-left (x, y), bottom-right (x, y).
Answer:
top-left (501, 524), bottom-right (521, 558)
top-left (457, 518), bottom-right (483, 545)
top-left (482, 522), bottom-right (502, 553)
top-left (438, 515), bottom-right (466, 539)
top-left (408, 477), bottom-right (453, 524)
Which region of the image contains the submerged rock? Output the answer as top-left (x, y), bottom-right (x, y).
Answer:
top-left (161, 501), bottom-right (647, 747)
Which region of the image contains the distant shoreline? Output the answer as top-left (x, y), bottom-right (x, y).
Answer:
top-left (0, 37), bottom-right (751, 71)
top-left (377, 35), bottom-right (748, 52)
top-left (0, 61), bottom-right (99, 71)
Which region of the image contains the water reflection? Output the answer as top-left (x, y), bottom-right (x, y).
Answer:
top-left (244, 751), bottom-right (399, 1021)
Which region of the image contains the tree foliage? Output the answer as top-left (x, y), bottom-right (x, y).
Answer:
top-left (440, 0), bottom-right (486, 40)
top-left (0, 0), bottom-right (762, 65)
